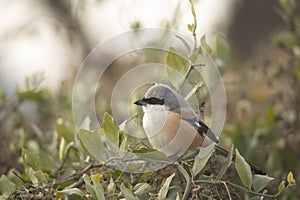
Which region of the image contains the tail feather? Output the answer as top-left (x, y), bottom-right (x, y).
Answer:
top-left (215, 145), bottom-right (266, 175)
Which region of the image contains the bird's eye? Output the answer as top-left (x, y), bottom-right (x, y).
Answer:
top-left (143, 97), bottom-right (164, 105)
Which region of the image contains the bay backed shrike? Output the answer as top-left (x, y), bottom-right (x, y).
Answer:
top-left (134, 83), bottom-right (266, 175)
top-left (134, 83), bottom-right (218, 157)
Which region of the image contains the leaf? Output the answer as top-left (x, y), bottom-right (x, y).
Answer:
top-left (187, 23), bottom-right (194, 32)
top-left (216, 34), bottom-right (231, 62)
top-left (120, 183), bottom-right (139, 200)
top-left (277, 181), bottom-right (285, 193)
top-left (192, 148), bottom-right (214, 176)
top-left (22, 148), bottom-right (58, 172)
top-left (158, 173), bottom-right (175, 199)
top-left (83, 174), bottom-right (97, 200)
top-left (59, 137), bottom-right (67, 161)
top-left (166, 47), bottom-right (188, 89)
top-left (272, 31), bottom-right (299, 48)
top-left (287, 171), bottom-right (296, 186)
top-left (55, 179), bottom-right (78, 190)
top-left (279, 0), bottom-right (295, 14)
top-left (167, 186), bottom-right (183, 200)
top-left (102, 112), bottom-right (120, 147)
top-left (56, 118), bottom-right (74, 143)
top-left (56, 188), bottom-right (84, 198)
top-left (176, 163), bottom-right (190, 184)
top-left (166, 47), bottom-right (188, 75)
top-left (17, 90), bottom-right (45, 101)
top-left (31, 169), bottom-right (49, 184)
top-left (92, 174), bottom-right (105, 200)
top-left (235, 148), bottom-right (253, 190)
top-left (175, 163), bottom-right (190, 200)
top-left (134, 149), bottom-right (170, 162)
top-left (217, 145), bottom-right (234, 179)
top-left (107, 177), bottom-right (116, 195)
top-left (119, 130), bottom-right (129, 152)
top-left (253, 174), bottom-right (274, 192)
top-left (31, 124), bottom-right (44, 143)
top-left (134, 183), bottom-right (153, 200)
top-left (200, 34), bottom-right (212, 55)
top-left (78, 129), bottom-right (106, 161)
top-left (0, 175), bottom-right (16, 198)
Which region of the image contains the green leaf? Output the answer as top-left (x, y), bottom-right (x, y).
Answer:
top-left (166, 47), bottom-right (188, 89)
top-left (134, 183), bottom-right (153, 200)
top-left (235, 148), bottom-right (253, 190)
top-left (17, 90), bottom-right (45, 101)
top-left (120, 183), bottom-right (139, 200)
top-left (287, 171), bottom-right (296, 186)
top-left (272, 31), bottom-right (299, 48)
top-left (22, 148), bottom-right (58, 172)
top-left (31, 124), bottom-right (45, 144)
top-left (32, 169), bottom-right (49, 184)
top-left (216, 34), bottom-right (231, 62)
top-left (102, 112), bottom-right (120, 147)
top-left (167, 47), bottom-right (188, 75)
top-left (107, 177), bottom-right (116, 195)
top-left (277, 181), bottom-right (285, 193)
top-left (55, 179), bottom-right (78, 190)
top-left (56, 118), bottom-right (74, 143)
top-left (119, 130), bottom-right (128, 152)
top-left (176, 163), bottom-right (190, 184)
top-left (134, 149), bottom-right (170, 162)
top-left (158, 173), bottom-right (175, 199)
top-left (253, 174), bottom-right (274, 192)
top-left (192, 148), bottom-right (214, 176)
top-left (0, 175), bottom-right (16, 198)
top-left (56, 188), bottom-right (84, 198)
top-left (167, 186), bottom-right (183, 200)
top-left (78, 129), bottom-right (106, 161)
top-left (217, 145), bottom-right (234, 179)
top-left (279, 0), bottom-right (295, 14)
top-left (175, 163), bottom-right (191, 200)
top-left (200, 34), bottom-right (212, 55)
top-left (83, 174), bottom-right (97, 200)
top-left (92, 174), bottom-right (105, 200)
top-left (187, 23), bottom-right (194, 32)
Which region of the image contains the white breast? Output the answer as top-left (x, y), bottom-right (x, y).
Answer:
top-left (142, 105), bottom-right (168, 138)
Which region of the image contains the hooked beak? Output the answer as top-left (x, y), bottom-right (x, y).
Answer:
top-left (134, 98), bottom-right (146, 106)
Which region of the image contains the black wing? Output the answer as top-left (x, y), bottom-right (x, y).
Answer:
top-left (183, 118), bottom-right (218, 143)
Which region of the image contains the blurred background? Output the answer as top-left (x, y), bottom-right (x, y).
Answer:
top-left (0, 0), bottom-right (299, 197)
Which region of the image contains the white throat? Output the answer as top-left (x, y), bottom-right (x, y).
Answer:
top-left (142, 104), bottom-right (169, 137)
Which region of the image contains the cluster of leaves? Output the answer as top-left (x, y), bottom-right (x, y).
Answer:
top-left (0, 1), bottom-right (299, 199)
top-left (0, 107), bottom-right (296, 199)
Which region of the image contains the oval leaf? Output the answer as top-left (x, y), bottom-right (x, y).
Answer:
top-left (158, 173), bottom-right (175, 199)
top-left (78, 129), bottom-right (106, 161)
top-left (0, 175), bottom-right (16, 198)
top-left (277, 181), bottom-right (285, 193)
top-left (102, 112), bottom-right (119, 147)
top-left (120, 183), bottom-right (139, 200)
top-left (217, 145), bottom-right (234, 179)
top-left (166, 47), bottom-right (188, 75)
top-left (192, 148), bottom-right (214, 176)
top-left (56, 188), bottom-right (84, 198)
top-left (235, 148), bottom-right (253, 190)
top-left (253, 174), bottom-right (274, 192)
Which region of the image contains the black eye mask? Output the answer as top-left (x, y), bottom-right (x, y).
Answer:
top-left (143, 97), bottom-right (164, 105)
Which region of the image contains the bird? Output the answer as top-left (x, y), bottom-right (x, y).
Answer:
top-left (134, 83), bottom-right (266, 175)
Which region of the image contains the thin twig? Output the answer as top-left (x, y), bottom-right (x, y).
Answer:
top-left (220, 180), bottom-right (232, 200)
